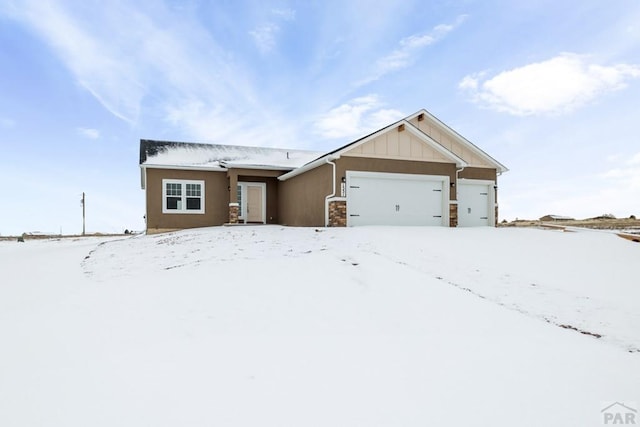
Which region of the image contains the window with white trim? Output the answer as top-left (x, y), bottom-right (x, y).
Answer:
top-left (236, 184), bottom-right (243, 219)
top-left (162, 179), bottom-right (205, 214)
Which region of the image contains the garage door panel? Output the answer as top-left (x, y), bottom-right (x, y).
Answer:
top-left (458, 182), bottom-right (492, 227)
top-left (347, 172), bottom-right (446, 226)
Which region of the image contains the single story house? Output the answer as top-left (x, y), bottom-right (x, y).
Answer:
top-left (140, 109), bottom-right (508, 233)
top-left (539, 215), bottom-right (575, 221)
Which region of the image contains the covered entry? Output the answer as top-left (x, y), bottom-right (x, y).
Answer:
top-left (346, 171), bottom-right (449, 226)
top-left (237, 182), bottom-right (266, 223)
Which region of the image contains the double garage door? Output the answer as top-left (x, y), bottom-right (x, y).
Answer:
top-left (346, 172), bottom-right (493, 227)
top-left (347, 172), bottom-right (448, 226)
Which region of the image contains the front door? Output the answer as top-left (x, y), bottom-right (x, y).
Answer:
top-left (246, 185), bottom-right (264, 223)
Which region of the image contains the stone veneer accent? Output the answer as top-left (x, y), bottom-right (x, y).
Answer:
top-left (328, 200), bottom-right (347, 227)
top-left (449, 203), bottom-right (458, 227)
top-left (229, 203), bottom-right (239, 224)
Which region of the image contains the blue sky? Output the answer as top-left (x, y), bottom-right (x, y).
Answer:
top-left (1, 0), bottom-right (639, 235)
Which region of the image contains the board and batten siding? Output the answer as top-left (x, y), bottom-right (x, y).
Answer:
top-left (342, 126), bottom-right (452, 163)
top-left (407, 115), bottom-right (495, 169)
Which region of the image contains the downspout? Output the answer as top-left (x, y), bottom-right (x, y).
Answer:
top-left (495, 171), bottom-right (503, 226)
top-left (324, 156), bottom-right (338, 227)
top-left (455, 165), bottom-right (465, 199)
top-left (142, 166), bottom-right (148, 233)
top-left (453, 165), bottom-right (465, 227)
top-left (455, 165), bottom-right (465, 184)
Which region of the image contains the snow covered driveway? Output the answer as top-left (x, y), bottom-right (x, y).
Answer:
top-left (1, 227), bottom-right (639, 426)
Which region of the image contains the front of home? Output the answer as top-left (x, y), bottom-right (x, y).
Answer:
top-left (140, 110), bottom-right (508, 233)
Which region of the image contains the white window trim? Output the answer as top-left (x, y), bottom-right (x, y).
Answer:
top-left (162, 179), bottom-right (205, 214)
top-left (237, 183), bottom-right (245, 220)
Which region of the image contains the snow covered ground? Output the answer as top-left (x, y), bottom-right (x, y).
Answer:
top-left (1, 226), bottom-right (638, 426)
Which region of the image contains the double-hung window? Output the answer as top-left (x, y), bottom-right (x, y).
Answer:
top-left (162, 179), bottom-right (205, 214)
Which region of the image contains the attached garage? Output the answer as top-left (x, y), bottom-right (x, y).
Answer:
top-left (141, 109), bottom-right (508, 232)
top-left (457, 179), bottom-right (495, 227)
top-left (346, 171), bottom-right (449, 226)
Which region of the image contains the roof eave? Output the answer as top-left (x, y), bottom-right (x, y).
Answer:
top-left (141, 164), bottom-right (228, 172)
top-left (410, 109), bottom-right (508, 173)
top-left (278, 154), bottom-right (340, 181)
top-left (403, 121), bottom-right (468, 168)
top-left (140, 165), bottom-right (146, 190)
top-left (224, 163), bottom-right (296, 171)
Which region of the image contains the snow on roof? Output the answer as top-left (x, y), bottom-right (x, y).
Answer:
top-left (140, 140), bottom-right (323, 170)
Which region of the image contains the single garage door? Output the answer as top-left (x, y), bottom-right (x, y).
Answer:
top-left (347, 171), bottom-right (447, 226)
top-left (457, 180), bottom-right (493, 227)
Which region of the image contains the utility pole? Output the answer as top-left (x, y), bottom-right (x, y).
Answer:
top-left (81, 192), bottom-right (86, 236)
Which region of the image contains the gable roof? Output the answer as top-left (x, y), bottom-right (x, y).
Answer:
top-left (278, 118), bottom-right (469, 181)
top-left (406, 109), bottom-right (509, 173)
top-left (140, 139), bottom-right (323, 170)
top-left (139, 109), bottom-right (508, 185)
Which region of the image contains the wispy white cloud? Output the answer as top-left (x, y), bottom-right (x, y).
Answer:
top-left (460, 53), bottom-right (640, 116)
top-left (249, 8), bottom-right (296, 54)
top-left (629, 152), bottom-right (640, 166)
top-left (3, 1), bottom-right (284, 145)
top-left (272, 8), bottom-right (295, 21)
top-left (164, 99), bottom-right (301, 148)
top-left (3, 2), bottom-right (150, 124)
top-left (76, 127), bottom-right (100, 139)
top-left (249, 23), bottom-right (280, 54)
top-left (314, 95), bottom-right (404, 139)
top-left (358, 15), bottom-right (468, 86)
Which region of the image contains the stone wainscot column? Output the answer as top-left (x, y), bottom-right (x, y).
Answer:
top-left (328, 199), bottom-right (347, 227)
top-left (449, 203), bottom-right (458, 227)
top-left (229, 202), bottom-right (239, 224)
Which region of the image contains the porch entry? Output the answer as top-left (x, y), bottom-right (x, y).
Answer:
top-left (237, 182), bottom-right (266, 224)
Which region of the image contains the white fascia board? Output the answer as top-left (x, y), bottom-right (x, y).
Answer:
top-left (278, 155), bottom-right (339, 181)
top-left (410, 109), bottom-right (509, 173)
top-left (140, 165), bottom-right (146, 189)
top-left (280, 122), bottom-right (403, 181)
top-left (224, 163), bottom-right (295, 171)
top-left (330, 119), bottom-right (466, 167)
top-left (403, 121), bottom-right (468, 167)
top-left (331, 121), bottom-right (402, 157)
top-left (280, 117), bottom-right (470, 181)
top-left (141, 164), bottom-right (228, 172)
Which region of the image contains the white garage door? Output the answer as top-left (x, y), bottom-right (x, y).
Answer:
top-left (347, 172), bottom-right (447, 226)
top-left (457, 180), bottom-right (493, 227)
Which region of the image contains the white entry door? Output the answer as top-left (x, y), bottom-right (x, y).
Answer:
top-left (346, 172), bottom-right (448, 226)
top-left (246, 185), bottom-right (263, 222)
top-left (238, 182), bottom-right (266, 224)
top-left (457, 180), bottom-right (493, 227)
